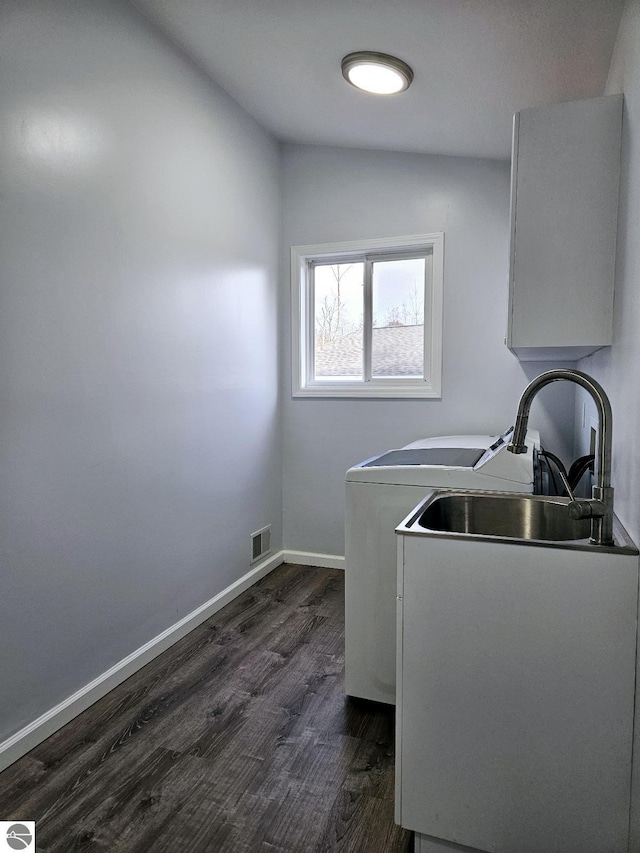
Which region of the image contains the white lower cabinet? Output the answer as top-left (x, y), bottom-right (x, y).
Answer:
top-left (396, 534), bottom-right (639, 853)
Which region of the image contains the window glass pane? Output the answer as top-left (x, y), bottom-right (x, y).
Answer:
top-left (372, 258), bottom-right (425, 377)
top-left (314, 262), bottom-right (364, 379)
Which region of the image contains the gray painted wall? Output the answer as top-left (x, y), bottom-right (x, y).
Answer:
top-left (581, 5), bottom-right (640, 842)
top-left (281, 143), bottom-right (577, 556)
top-left (579, 0), bottom-right (640, 546)
top-left (0, 0), bottom-right (282, 742)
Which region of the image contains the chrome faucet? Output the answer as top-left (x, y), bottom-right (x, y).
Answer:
top-left (507, 369), bottom-right (614, 546)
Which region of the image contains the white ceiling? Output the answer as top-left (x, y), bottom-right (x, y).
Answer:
top-left (131, 0), bottom-right (624, 160)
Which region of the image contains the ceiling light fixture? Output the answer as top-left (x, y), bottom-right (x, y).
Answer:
top-left (341, 51), bottom-right (413, 95)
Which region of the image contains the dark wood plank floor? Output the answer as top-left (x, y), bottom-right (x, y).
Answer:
top-left (0, 564), bottom-right (413, 853)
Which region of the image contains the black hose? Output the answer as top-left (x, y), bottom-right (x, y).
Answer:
top-left (568, 454), bottom-right (595, 491)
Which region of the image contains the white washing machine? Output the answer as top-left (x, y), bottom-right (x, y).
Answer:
top-left (345, 427), bottom-right (541, 705)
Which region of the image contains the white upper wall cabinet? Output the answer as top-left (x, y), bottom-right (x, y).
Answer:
top-left (507, 94), bottom-right (623, 361)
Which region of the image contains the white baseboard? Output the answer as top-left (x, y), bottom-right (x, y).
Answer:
top-left (0, 549), bottom-right (285, 773)
top-left (283, 550), bottom-right (345, 570)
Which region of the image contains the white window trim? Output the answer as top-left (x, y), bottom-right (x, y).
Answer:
top-left (291, 233), bottom-right (444, 399)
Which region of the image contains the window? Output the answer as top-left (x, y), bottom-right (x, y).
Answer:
top-left (291, 233), bottom-right (444, 398)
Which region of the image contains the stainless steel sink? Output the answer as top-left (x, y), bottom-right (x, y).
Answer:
top-left (418, 492), bottom-right (590, 541)
top-left (401, 490), bottom-right (638, 553)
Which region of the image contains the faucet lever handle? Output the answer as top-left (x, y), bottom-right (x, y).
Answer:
top-left (568, 499), bottom-right (606, 520)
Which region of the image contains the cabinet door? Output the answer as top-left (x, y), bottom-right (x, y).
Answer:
top-left (508, 94), bottom-right (622, 360)
top-left (397, 535), bottom-right (638, 853)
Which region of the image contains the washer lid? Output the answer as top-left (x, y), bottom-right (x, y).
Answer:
top-left (360, 448), bottom-right (486, 468)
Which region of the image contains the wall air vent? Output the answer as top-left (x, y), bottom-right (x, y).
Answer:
top-left (250, 525), bottom-right (272, 564)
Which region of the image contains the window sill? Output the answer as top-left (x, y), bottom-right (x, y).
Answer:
top-left (293, 382), bottom-right (441, 399)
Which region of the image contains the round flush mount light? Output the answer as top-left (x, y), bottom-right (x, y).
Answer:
top-left (341, 51), bottom-right (414, 95)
